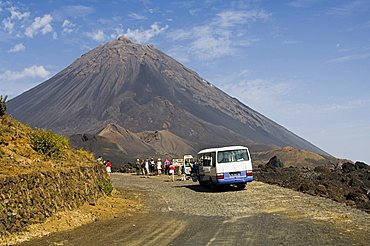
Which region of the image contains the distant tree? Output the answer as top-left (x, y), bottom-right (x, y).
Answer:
top-left (0, 95), bottom-right (7, 116)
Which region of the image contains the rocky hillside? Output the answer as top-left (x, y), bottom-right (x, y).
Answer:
top-left (0, 115), bottom-right (98, 177)
top-left (256, 156), bottom-right (370, 213)
top-left (0, 114), bottom-right (111, 235)
top-left (8, 37), bottom-right (329, 164)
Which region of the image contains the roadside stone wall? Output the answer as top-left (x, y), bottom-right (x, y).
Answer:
top-left (0, 164), bottom-right (110, 235)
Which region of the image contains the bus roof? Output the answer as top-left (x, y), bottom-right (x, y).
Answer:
top-left (197, 146), bottom-right (249, 154)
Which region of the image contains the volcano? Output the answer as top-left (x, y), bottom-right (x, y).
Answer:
top-left (8, 36), bottom-right (329, 164)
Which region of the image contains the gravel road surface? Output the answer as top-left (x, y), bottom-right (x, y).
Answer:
top-left (19, 173), bottom-right (370, 245)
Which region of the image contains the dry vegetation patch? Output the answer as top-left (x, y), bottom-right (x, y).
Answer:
top-left (0, 115), bottom-right (96, 177)
top-left (0, 114), bottom-right (114, 241)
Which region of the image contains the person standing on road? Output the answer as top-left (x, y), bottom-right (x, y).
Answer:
top-left (181, 163), bottom-right (186, 181)
top-left (135, 159), bottom-right (141, 175)
top-left (141, 159), bottom-right (146, 175)
top-left (150, 158), bottom-right (156, 174)
top-left (145, 159), bottom-right (150, 176)
top-left (157, 158), bottom-right (162, 176)
top-left (164, 159), bottom-right (170, 175)
top-left (106, 160), bottom-right (111, 177)
top-left (169, 163), bottom-right (175, 182)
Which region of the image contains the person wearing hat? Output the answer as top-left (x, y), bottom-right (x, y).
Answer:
top-left (157, 158), bottom-right (162, 176)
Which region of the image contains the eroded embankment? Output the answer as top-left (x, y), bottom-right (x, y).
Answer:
top-left (0, 164), bottom-right (110, 235)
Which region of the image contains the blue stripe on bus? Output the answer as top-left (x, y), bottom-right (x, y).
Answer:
top-left (216, 176), bottom-right (253, 184)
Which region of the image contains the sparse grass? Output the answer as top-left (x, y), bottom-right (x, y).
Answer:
top-left (98, 181), bottom-right (113, 196)
top-left (75, 149), bottom-right (95, 160)
top-left (0, 115), bottom-right (96, 176)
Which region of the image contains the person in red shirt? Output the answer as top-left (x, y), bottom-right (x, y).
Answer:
top-left (169, 163), bottom-right (175, 182)
top-left (106, 160), bottom-right (111, 177)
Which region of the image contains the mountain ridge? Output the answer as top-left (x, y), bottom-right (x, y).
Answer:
top-left (8, 37), bottom-right (330, 162)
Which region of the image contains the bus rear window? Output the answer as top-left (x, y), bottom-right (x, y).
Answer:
top-left (217, 149), bottom-right (249, 163)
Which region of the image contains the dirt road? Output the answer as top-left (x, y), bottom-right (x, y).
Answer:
top-left (19, 173), bottom-right (370, 245)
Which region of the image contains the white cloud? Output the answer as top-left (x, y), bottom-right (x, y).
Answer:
top-left (325, 1), bottom-right (370, 16)
top-left (110, 25), bottom-right (125, 40)
top-left (62, 19), bottom-right (76, 33)
top-left (191, 26), bottom-right (233, 60)
top-left (57, 5), bottom-right (94, 18)
top-left (282, 40), bottom-right (298, 45)
top-left (125, 22), bottom-right (168, 43)
top-left (128, 12), bottom-right (147, 20)
top-left (86, 29), bottom-right (105, 42)
top-left (167, 29), bottom-right (193, 41)
top-left (222, 78), bottom-right (293, 110)
top-left (66, 5), bottom-right (94, 15)
top-left (0, 65), bottom-right (50, 80)
top-left (8, 43), bottom-right (25, 53)
top-left (2, 6), bottom-right (30, 33)
top-left (2, 18), bottom-right (14, 32)
top-left (25, 14), bottom-right (53, 38)
top-left (167, 45), bottom-right (190, 63)
top-left (288, 0), bottom-right (321, 8)
top-left (9, 6), bottom-right (30, 20)
top-left (319, 99), bottom-right (370, 112)
top-left (326, 52), bottom-right (370, 64)
top-left (216, 10), bottom-right (270, 27)
top-left (167, 26), bottom-right (233, 60)
top-left (167, 9), bottom-right (270, 61)
top-left (189, 8), bottom-right (201, 16)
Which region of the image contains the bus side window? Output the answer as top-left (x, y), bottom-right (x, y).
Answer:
top-left (204, 153), bottom-right (211, 166)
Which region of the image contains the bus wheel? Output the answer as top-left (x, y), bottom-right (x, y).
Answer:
top-left (210, 179), bottom-right (218, 191)
top-left (237, 183), bottom-right (246, 190)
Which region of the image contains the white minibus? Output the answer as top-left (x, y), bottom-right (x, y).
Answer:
top-left (183, 154), bottom-right (194, 175)
top-left (195, 146), bottom-right (253, 189)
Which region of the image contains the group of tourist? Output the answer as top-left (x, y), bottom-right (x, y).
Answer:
top-left (135, 158), bottom-right (186, 182)
top-left (97, 156), bottom-right (188, 182)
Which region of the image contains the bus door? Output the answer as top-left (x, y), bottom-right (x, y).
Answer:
top-left (198, 152), bottom-right (216, 182)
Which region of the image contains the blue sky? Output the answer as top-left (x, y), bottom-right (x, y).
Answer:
top-left (1, 0), bottom-right (369, 163)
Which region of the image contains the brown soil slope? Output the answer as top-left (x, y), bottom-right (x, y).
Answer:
top-left (0, 115), bottom-right (96, 177)
top-left (69, 124), bottom-right (194, 164)
top-left (252, 146), bottom-right (337, 169)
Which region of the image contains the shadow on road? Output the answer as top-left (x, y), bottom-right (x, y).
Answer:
top-left (175, 184), bottom-right (242, 193)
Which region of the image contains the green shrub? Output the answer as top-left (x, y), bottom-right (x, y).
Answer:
top-left (0, 95), bottom-right (7, 116)
top-left (30, 129), bottom-right (70, 158)
top-left (98, 181), bottom-right (113, 195)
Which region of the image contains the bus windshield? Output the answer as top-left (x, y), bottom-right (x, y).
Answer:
top-left (217, 149), bottom-right (249, 163)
